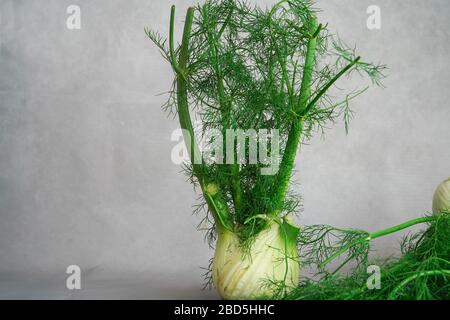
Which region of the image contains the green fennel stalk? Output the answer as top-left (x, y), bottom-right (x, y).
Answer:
top-left (319, 216), bottom-right (436, 269)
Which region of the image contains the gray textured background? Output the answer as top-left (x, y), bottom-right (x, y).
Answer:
top-left (0, 0), bottom-right (449, 299)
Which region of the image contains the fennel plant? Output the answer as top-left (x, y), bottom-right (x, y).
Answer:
top-left (146, 0), bottom-right (386, 299)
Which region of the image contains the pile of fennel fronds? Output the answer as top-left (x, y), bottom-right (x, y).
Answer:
top-left (285, 210), bottom-right (450, 300)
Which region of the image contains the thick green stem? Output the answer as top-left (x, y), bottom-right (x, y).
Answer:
top-left (173, 6), bottom-right (200, 169)
top-left (272, 26), bottom-right (361, 211)
top-left (320, 216), bottom-right (436, 268)
top-left (169, 6), bottom-right (186, 79)
top-left (171, 6), bottom-right (232, 232)
top-left (296, 21), bottom-right (320, 114)
top-left (271, 17), bottom-right (319, 211)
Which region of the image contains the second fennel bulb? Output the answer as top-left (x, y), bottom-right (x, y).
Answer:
top-left (433, 177), bottom-right (450, 214)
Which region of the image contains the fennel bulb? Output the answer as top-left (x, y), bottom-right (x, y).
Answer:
top-left (212, 220), bottom-right (300, 300)
top-left (433, 177), bottom-right (450, 214)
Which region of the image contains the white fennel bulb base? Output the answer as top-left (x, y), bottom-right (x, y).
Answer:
top-left (212, 221), bottom-right (300, 300)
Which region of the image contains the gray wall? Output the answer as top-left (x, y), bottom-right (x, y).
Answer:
top-left (0, 0), bottom-right (449, 298)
